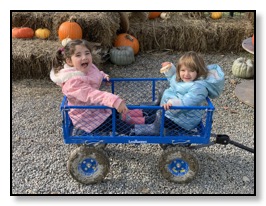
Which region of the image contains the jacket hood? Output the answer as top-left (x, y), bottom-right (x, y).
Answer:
top-left (50, 64), bottom-right (85, 86)
top-left (196, 64), bottom-right (225, 98)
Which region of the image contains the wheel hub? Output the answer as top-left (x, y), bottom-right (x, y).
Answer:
top-left (168, 158), bottom-right (189, 176)
top-left (78, 158), bottom-right (98, 176)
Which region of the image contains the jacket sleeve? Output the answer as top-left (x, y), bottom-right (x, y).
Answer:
top-left (164, 63), bottom-right (176, 81)
top-left (62, 77), bottom-right (123, 109)
top-left (100, 71), bottom-right (110, 79)
top-left (169, 84), bottom-right (208, 106)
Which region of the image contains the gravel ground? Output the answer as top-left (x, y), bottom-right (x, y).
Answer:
top-left (12, 51), bottom-right (254, 195)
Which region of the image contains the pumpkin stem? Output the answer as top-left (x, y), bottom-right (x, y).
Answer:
top-left (125, 34), bottom-right (134, 42)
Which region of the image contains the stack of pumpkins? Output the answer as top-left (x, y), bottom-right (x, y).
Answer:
top-left (12, 16), bottom-right (82, 42)
top-left (110, 12), bottom-right (161, 66)
top-left (110, 33), bottom-right (139, 66)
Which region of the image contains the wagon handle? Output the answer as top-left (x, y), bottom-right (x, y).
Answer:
top-left (215, 134), bottom-right (254, 153)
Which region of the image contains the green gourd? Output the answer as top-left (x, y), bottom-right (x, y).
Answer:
top-left (232, 57), bottom-right (254, 79)
top-left (110, 46), bottom-right (135, 66)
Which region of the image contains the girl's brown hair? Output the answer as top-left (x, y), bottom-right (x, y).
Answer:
top-left (176, 51), bottom-right (208, 81)
top-left (52, 39), bottom-right (93, 73)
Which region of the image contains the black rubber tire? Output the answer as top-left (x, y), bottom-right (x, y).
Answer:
top-left (67, 146), bottom-right (110, 184)
top-left (159, 144), bottom-right (174, 150)
top-left (90, 143), bottom-right (107, 150)
top-left (158, 146), bottom-right (199, 183)
top-left (76, 143), bottom-right (107, 150)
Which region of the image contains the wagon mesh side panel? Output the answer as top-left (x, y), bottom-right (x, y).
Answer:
top-left (70, 108), bottom-right (113, 136)
top-left (164, 108), bottom-right (208, 137)
top-left (100, 80), bottom-right (169, 105)
top-left (62, 79), bottom-right (213, 140)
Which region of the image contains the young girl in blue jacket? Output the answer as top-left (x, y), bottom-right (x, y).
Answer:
top-left (135, 51), bottom-right (225, 135)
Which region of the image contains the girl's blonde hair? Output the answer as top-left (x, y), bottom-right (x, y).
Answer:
top-left (52, 39), bottom-right (93, 73)
top-left (176, 51), bottom-right (208, 81)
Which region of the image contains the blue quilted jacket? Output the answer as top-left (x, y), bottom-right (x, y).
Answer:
top-left (160, 64), bottom-right (225, 130)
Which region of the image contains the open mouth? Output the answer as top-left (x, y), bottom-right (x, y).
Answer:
top-left (81, 63), bottom-right (88, 68)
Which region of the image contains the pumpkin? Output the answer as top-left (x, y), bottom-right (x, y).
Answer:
top-left (252, 34), bottom-right (254, 45)
top-left (12, 27), bottom-right (34, 38)
top-left (62, 38), bottom-right (72, 47)
top-left (148, 12), bottom-right (161, 19)
top-left (232, 57), bottom-right (254, 79)
top-left (110, 46), bottom-right (135, 66)
top-left (35, 28), bottom-right (50, 39)
top-left (210, 12), bottom-right (222, 19)
top-left (58, 16), bottom-right (82, 41)
top-left (114, 33), bottom-right (140, 55)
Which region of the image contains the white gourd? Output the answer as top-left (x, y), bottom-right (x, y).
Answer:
top-left (61, 38), bottom-right (72, 47)
top-left (232, 57), bottom-right (254, 78)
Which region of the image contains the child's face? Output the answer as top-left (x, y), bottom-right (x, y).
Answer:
top-left (179, 65), bottom-right (197, 82)
top-left (67, 45), bottom-right (92, 73)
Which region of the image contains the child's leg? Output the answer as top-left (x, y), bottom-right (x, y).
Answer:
top-left (144, 113), bottom-right (156, 124)
top-left (142, 109), bottom-right (157, 124)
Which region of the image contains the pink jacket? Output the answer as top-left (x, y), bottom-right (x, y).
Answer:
top-left (50, 64), bottom-right (124, 133)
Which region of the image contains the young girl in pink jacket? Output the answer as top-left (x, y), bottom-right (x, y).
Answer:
top-left (50, 39), bottom-right (144, 135)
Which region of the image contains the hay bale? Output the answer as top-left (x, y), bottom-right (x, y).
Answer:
top-left (129, 18), bottom-right (209, 52)
top-left (129, 16), bottom-right (254, 52)
top-left (12, 12), bottom-right (121, 48)
top-left (12, 39), bottom-right (103, 80)
top-left (246, 12), bottom-right (255, 27)
top-left (51, 12), bottom-right (120, 47)
top-left (178, 12), bottom-right (206, 19)
top-left (167, 12), bottom-right (206, 20)
top-left (128, 12), bottom-right (149, 22)
top-left (118, 12), bottom-right (149, 33)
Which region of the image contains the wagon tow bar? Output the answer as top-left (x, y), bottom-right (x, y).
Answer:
top-left (189, 134), bottom-right (254, 153)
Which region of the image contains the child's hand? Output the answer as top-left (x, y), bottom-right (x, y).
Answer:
top-left (161, 62), bottom-right (171, 67)
top-left (162, 102), bottom-right (172, 110)
top-left (105, 75), bottom-right (110, 81)
top-left (160, 62), bottom-right (172, 73)
top-left (117, 102), bottom-right (128, 114)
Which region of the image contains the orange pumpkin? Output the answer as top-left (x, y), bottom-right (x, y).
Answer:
top-left (148, 12), bottom-right (162, 19)
top-left (58, 17), bottom-right (82, 41)
top-left (252, 34), bottom-right (254, 45)
top-left (114, 33), bottom-right (140, 55)
top-left (210, 12), bottom-right (223, 19)
top-left (12, 27), bottom-right (34, 38)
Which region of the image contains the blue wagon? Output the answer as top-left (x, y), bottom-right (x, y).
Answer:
top-left (60, 78), bottom-right (253, 184)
